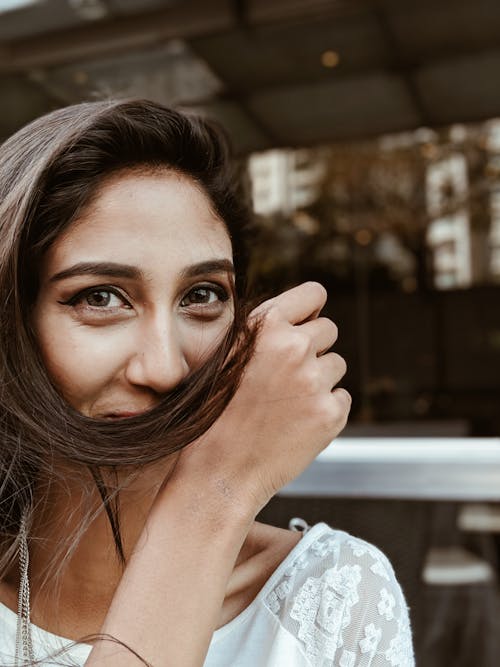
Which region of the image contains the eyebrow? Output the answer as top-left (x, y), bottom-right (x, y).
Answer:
top-left (180, 259), bottom-right (235, 279)
top-left (49, 259), bottom-right (235, 283)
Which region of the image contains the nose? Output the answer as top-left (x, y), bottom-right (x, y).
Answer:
top-left (124, 316), bottom-right (189, 395)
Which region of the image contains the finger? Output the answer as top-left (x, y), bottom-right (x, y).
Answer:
top-left (316, 352), bottom-right (347, 389)
top-left (299, 318), bottom-right (338, 356)
top-left (332, 386), bottom-right (352, 407)
top-left (251, 282), bottom-right (327, 325)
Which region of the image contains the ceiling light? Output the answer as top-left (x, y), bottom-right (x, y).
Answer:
top-left (355, 229), bottom-right (373, 246)
top-left (321, 50), bottom-right (340, 68)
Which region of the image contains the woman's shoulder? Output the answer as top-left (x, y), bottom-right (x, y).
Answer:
top-left (261, 521), bottom-right (401, 604)
top-left (259, 521), bottom-right (415, 667)
top-left (260, 520), bottom-right (397, 582)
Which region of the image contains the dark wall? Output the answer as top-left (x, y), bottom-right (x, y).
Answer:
top-left (322, 285), bottom-right (500, 434)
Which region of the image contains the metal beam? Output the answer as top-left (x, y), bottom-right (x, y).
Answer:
top-left (0, 0), bottom-right (234, 72)
top-left (0, 0), bottom-right (367, 73)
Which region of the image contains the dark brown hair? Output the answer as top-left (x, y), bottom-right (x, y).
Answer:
top-left (0, 99), bottom-right (257, 585)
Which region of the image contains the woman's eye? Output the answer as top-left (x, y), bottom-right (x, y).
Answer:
top-left (180, 285), bottom-right (228, 307)
top-left (62, 287), bottom-right (131, 310)
top-left (85, 290), bottom-right (121, 307)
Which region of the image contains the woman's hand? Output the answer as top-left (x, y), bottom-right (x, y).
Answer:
top-left (88, 282), bottom-right (349, 667)
top-left (168, 281), bottom-right (351, 517)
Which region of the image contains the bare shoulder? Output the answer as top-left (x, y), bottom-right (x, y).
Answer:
top-left (250, 521), bottom-right (302, 561)
top-left (0, 576), bottom-right (17, 615)
top-left (234, 520), bottom-right (302, 576)
top-left (219, 521), bottom-right (301, 627)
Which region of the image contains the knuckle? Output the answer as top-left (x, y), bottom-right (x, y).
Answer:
top-left (285, 330), bottom-right (311, 357)
top-left (332, 389), bottom-right (352, 423)
top-left (328, 319), bottom-right (339, 343)
top-left (312, 395), bottom-right (337, 429)
top-left (314, 390), bottom-right (351, 432)
top-left (333, 353), bottom-right (347, 377)
top-left (262, 301), bottom-right (281, 325)
top-left (318, 318), bottom-right (338, 350)
top-left (262, 328), bottom-right (308, 360)
top-left (258, 306), bottom-right (286, 341)
top-left (302, 364), bottom-right (321, 391)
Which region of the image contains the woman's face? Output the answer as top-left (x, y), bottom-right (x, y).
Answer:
top-left (33, 170), bottom-right (235, 419)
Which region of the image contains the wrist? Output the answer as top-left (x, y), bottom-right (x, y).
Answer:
top-left (150, 468), bottom-right (257, 533)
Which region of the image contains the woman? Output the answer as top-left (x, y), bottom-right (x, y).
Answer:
top-left (0, 99), bottom-right (413, 666)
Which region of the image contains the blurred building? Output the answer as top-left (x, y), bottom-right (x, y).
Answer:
top-left (487, 121), bottom-right (500, 281)
top-left (426, 153), bottom-right (472, 289)
top-left (249, 149), bottom-right (325, 216)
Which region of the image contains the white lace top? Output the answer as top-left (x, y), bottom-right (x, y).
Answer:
top-left (0, 523), bottom-right (414, 666)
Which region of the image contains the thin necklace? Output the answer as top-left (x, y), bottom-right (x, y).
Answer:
top-left (15, 509), bottom-right (34, 666)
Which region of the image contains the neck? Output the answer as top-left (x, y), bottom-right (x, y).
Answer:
top-left (26, 457), bottom-right (180, 640)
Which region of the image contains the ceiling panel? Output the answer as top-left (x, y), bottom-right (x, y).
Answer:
top-left (192, 99), bottom-right (272, 154)
top-left (192, 13), bottom-right (390, 92)
top-left (382, 0), bottom-right (500, 62)
top-left (247, 73), bottom-right (420, 145)
top-left (417, 50), bottom-right (500, 125)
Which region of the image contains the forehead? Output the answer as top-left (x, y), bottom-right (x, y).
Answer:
top-left (43, 170), bottom-right (233, 273)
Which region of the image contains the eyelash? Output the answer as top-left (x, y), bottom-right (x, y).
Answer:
top-left (60, 286), bottom-right (130, 309)
top-left (59, 283), bottom-right (230, 311)
top-left (180, 284), bottom-right (230, 307)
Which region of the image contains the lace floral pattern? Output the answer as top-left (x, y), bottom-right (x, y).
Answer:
top-left (264, 526), bottom-right (414, 666)
top-left (288, 564), bottom-right (362, 662)
top-left (385, 617), bottom-right (415, 667)
top-left (378, 588), bottom-right (396, 621)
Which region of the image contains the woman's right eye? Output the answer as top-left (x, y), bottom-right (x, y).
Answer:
top-left (84, 290), bottom-right (124, 308)
top-left (60, 287), bottom-right (132, 310)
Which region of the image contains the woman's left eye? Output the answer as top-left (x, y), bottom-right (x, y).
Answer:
top-left (180, 285), bottom-right (228, 307)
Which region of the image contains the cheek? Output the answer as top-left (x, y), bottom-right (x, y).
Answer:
top-left (181, 310), bottom-right (234, 367)
top-left (35, 318), bottom-right (121, 409)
